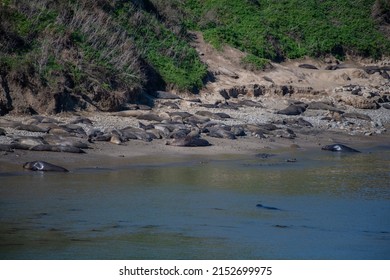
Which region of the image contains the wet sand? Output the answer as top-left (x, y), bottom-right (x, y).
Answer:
top-left (1, 123), bottom-right (389, 173)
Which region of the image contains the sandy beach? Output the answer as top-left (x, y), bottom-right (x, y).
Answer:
top-left (1, 37), bottom-right (390, 172)
top-left (0, 104), bottom-right (389, 172)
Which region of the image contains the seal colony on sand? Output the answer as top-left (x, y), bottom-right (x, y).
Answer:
top-left (0, 54), bottom-right (389, 164)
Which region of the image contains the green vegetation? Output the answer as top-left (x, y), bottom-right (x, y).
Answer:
top-left (114, 1), bottom-right (206, 90)
top-left (1, 0), bottom-right (389, 114)
top-left (183, 0), bottom-right (390, 61)
top-left (0, 0), bottom-right (207, 98)
top-left (241, 54), bottom-right (270, 71)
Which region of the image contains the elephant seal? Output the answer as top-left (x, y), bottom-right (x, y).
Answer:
top-left (321, 144), bottom-right (361, 153)
top-left (23, 161), bottom-right (69, 172)
top-left (0, 144), bottom-right (13, 152)
top-left (256, 203), bottom-right (282, 211)
top-left (29, 144), bottom-right (86, 153)
top-left (277, 103), bottom-right (308, 116)
top-left (166, 136), bottom-right (211, 147)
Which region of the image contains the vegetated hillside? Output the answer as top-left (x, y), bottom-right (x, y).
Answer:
top-left (0, 0), bottom-right (389, 115)
top-left (0, 0), bottom-right (206, 114)
top-left (182, 0), bottom-right (390, 68)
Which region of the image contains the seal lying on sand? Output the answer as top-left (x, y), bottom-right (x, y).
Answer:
top-left (166, 136), bottom-right (211, 147)
top-left (23, 161), bottom-right (69, 172)
top-left (321, 144), bottom-right (361, 153)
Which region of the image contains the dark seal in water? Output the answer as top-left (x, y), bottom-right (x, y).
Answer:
top-left (256, 203), bottom-right (282, 211)
top-left (321, 144), bottom-right (361, 153)
top-left (23, 161), bottom-right (69, 172)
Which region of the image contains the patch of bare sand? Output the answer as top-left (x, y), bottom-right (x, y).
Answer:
top-left (191, 32), bottom-right (389, 103)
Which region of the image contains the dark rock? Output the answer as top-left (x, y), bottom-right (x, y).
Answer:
top-left (219, 89), bottom-right (230, 99)
top-left (378, 95), bottom-right (390, 103)
top-left (382, 103), bottom-right (390, 109)
top-left (218, 86), bottom-right (250, 99)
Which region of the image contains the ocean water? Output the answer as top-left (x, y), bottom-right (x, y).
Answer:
top-left (0, 148), bottom-right (389, 259)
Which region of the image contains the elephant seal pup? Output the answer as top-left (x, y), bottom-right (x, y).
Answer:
top-left (321, 144), bottom-right (361, 153)
top-left (23, 161), bottom-right (69, 172)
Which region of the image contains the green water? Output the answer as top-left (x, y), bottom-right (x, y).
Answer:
top-left (0, 148), bottom-right (389, 259)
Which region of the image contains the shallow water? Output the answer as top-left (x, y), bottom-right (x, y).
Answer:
top-left (0, 148), bottom-right (389, 259)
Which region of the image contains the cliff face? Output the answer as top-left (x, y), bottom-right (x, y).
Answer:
top-left (1, 0), bottom-right (389, 115)
top-left (0, 0), bottom-right (206, 115)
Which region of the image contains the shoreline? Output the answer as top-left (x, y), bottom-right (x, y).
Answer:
top-left (1, 55), bottom-right (390, 172)
top-left (1, 119), bottom-right (389, 173)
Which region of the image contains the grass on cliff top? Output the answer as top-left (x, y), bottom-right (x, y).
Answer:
top-left (183, 0), bottom-right (390, 63)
